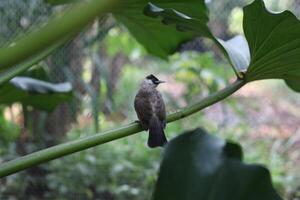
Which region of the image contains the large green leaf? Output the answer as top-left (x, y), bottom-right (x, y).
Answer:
top-left (243, 0), bottom-right (300, 92)
top-left (145, 0), bottom-right (300, 89)
top-left (153, 128), bottom-right (281, 200)
top-left (35, 0), bottom-right (300, 91)
top-left (0, 77), bottom-right (72, 111)
top-left (113, 0), bottom-right (209, 59)
top-left (46, 0), bottom-right (209, 59)
top-left (143, 2), bottom-right (248, 77)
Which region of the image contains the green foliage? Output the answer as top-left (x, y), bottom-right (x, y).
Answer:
top-left (105, 27), bottom-right (146, 59)
top-left (172, 52), bottom-right (232, 100)
top-left (113, 65), bottom-right (144, 114)
top-left (146, 0), bottom-right (300, 90)
top-left (0, 76), bottom-right (72, 112)
top-left (144, 2), bottom-right (249, 75)
top-left (0, 107), bottom-right (20, 144)
top-left (45, 128), bottom-right (161, 199)
top-left (114, 0), bottom-right (209, 59)
top-left (153, 128), bottom-right (282, 200)
top-left (243, 0), bottom-right (300, 83)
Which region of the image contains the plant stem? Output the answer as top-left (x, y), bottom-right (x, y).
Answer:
top-left (0, 35), bottom-right (70, 85)
top-left (0, 79), bottom-right (246, 178)
top-left (0, 0), bottom-right (118, 71)
top-left (167, 79), bottom-right (245, 122)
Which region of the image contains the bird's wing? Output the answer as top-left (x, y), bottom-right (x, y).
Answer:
top-left (134, 94), bottom-right (153, 130)
top-left (154, 92), bottom-right (166, 128)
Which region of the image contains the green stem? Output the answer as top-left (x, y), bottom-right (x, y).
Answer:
top-left (0, 0), bottom-right (118, 71)
top-left (167, 79), bottom-right (245, 122)
top-left (0, 35), bottom-right (71, 85)
top-left (0, 79), bottom-right (246, 178)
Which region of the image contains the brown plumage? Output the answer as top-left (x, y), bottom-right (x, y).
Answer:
top-left (134, 74), bottom-right (167, 148)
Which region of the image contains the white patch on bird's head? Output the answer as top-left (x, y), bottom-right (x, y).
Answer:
top-left (140, 74), bottom-right (164, 90)
top-left (141, 78), bottom-right (157, 89)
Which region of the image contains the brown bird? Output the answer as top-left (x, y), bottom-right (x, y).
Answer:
top-left (134, 74), bottom-right (167, 148)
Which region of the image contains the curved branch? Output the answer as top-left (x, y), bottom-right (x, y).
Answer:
top-left (0, 79), bottom-right (246, 178)
top-left (0, 0), bottom-right (118, 71)
top-left (167, 78), bottom-right (245, 122)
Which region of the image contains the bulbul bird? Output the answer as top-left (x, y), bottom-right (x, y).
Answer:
top-left (134, 74), bottom-right (167, 148)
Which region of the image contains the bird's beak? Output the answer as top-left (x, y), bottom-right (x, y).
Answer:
top-left (158, 80), bottom-right (165, 84)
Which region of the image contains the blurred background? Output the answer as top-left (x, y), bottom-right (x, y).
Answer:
top-left (0, 0), bottom-right (300, 199)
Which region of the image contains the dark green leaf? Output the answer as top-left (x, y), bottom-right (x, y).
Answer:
top-left (285, 77), bottom-right (300, 92)
top-left (45, 0), bottom-right (210, 59)
top-left (243, 0), bottom-right (300, 83)
top-left (145, 0), bottom-right (300, 87)
top-left (0, 77), bottom-right (72, 111)
top-left (153, 128), bottom-right (281, 200)
top-left (113, 0), bottom-right (209, 59)
top-left (143, 2), bottom-right (247, 76)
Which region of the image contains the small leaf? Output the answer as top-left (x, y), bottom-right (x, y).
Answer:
top-left (153, 128), bottom-right (281, 200)
top-left (0, 77), bottom-right (73, 111)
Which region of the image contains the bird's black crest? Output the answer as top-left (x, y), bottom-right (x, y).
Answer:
top-left (146, 74), bottom-right (160, 84)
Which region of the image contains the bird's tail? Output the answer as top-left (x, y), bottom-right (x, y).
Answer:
top-left (148, 117), bottom-right (167, 148)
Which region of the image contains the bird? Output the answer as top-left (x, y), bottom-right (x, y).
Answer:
top-left (134, 74), bottom-right (167, 148)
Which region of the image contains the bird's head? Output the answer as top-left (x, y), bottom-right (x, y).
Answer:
top-left (142, 74), bottom-right (165, 88)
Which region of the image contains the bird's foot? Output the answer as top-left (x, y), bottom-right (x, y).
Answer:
top-left (133, 120), bottom-right (148, 131)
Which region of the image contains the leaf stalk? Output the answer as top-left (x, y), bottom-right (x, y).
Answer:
top-left (0, 79), bottom-right (246, 178)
